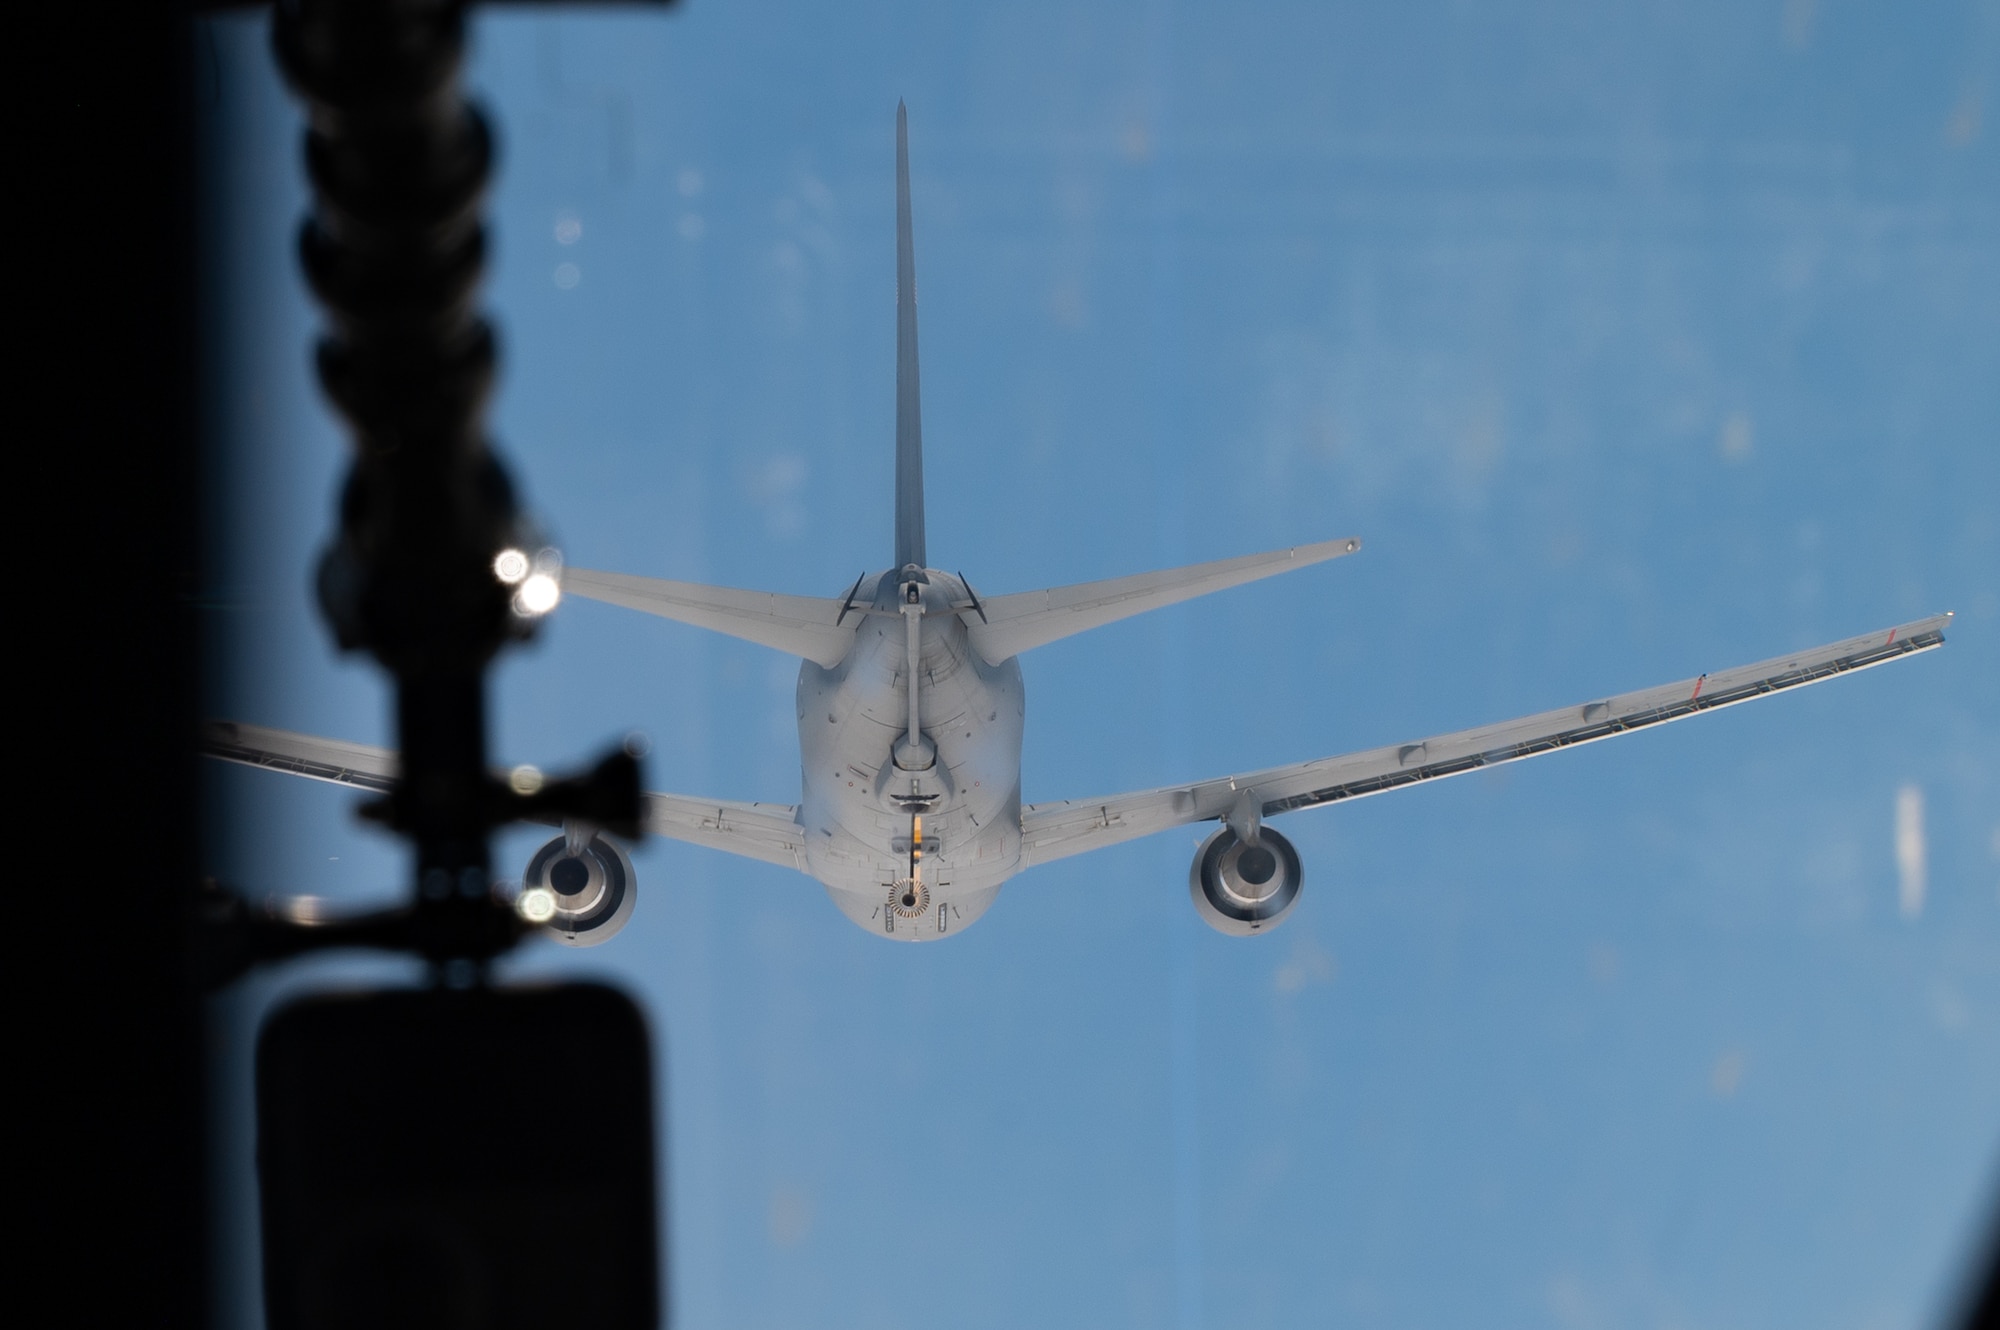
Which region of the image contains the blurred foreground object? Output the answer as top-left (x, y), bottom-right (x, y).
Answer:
top-left (33, 3), bottom-right (205, 1324)
top-left (201, 1), bottom-right (671, 1325)
top-left (258, 985), bottom-right (658, 1330)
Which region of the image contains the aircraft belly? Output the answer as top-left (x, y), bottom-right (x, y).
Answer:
top-left (801, 791), bottom-right (1021, 940)
top-left (795, 599), bottom-right (1023, 940)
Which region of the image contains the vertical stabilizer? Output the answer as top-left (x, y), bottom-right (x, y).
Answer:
top-left (894, 101), bottom-right (927, 570)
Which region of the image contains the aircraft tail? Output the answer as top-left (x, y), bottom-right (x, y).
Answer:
top-left (894, 101), bottom-right (927, 570)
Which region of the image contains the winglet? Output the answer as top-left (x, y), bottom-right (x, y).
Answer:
top-left (894, 101), bottom-right (927, 570)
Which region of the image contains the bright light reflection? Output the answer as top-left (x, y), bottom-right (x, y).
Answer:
top-left (493, 548), bottom-right (530, 584)
top-left (517, 886), bottom-right (557, 924)
top-left (276, 895), bottom-right (330, 925)
top-left (515, 572), bottom-right (561, 616)
top-left (508, 764), bottom-right (544, 795)
top-left (1896, 783), bottom-right (1927, 918)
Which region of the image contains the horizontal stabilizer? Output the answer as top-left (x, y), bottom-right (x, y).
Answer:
top-left (964, 536), bottom-right (1361, 664)
top-left (565, 568), bottom-right (856, 667)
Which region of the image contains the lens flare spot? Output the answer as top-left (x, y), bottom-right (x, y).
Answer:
top-left (493, 548), bottom-right (529, 584)
top-left (517, 886), bottom-right (558, 924)
top-left (514, 573), bottom-right (561, 616)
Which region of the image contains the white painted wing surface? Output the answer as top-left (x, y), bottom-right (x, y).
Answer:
top-left (564, 567), bottom-right (856, 668)
top-left (202, 720), bottom-right (399, 790)
top-left (1020, 613), bottom-right (1950, 867)
top-left (201, 721), bottom-right (806, 872)
top-left (965, 536), bottom-right (1362, 664)
top-left (639, 794), bottom-right (807, 871)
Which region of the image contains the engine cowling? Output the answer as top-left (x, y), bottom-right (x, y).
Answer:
top-left (524, 832), bottom-right (637, 946)
top-left (1189, 823), bottom-right (1302, 936)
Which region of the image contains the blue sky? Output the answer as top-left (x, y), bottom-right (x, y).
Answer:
top-left (201, 3), bottom-right (1998, 1326)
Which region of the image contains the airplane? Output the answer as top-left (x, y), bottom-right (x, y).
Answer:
top-left (204, 104), bottom-right (1951, 946)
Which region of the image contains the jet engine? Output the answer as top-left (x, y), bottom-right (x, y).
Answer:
top-left (524, 830), bottom-right (637, 946)
top-left (1189, 823), bottom-right (1302, 936)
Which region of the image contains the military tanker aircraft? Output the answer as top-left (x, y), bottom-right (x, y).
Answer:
top-left (205, 105), bottom-right (1950, 945)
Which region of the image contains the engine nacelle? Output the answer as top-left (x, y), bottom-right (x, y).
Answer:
top-left (1189, 823), bottom-right (1302, 936)
top-left (524, 832), bottom-right (637, 946)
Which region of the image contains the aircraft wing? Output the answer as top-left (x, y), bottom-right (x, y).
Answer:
top-left (640, 793), bottom-right (806, 871)
top-left (1020, 613), bottom-right (1950, 867)
top-left (201, 721), bottom-right (807, 872)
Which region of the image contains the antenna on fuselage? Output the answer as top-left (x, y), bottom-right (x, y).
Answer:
top-left (894, 100), bottom-right (927, 572)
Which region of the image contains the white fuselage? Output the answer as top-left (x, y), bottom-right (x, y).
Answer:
top-left (796, 568), bottom-right (1024, 940)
